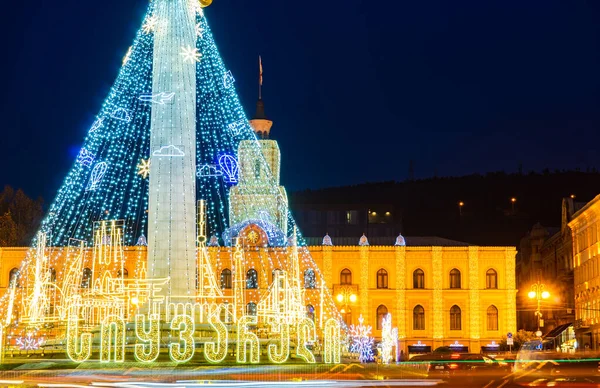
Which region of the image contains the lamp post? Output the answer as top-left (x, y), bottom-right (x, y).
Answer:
top-left (528, 282), bottom-right (550, 336)
top-left (511, 197), bottom-right (517, 214)
top-left (458, 201), bottom-right (464, 216)
top-left (336, 286), bottom-right (357, 326)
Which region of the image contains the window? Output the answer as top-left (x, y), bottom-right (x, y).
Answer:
top-left (486, 269), bottom-right (498, 289)
top-left (304, 269), bottom-right (316, 289)
top-left (413, 269), bottom-right (425, 289)
top-left (117, 268), bottom-right (128, 279)
top-left (413, 305), bottom-right (425, 330)
top-left (49, 268), bottom-right (56, 283)
top-left (376, 305), bottom-right (388, 330)
top-left (306, 304), bottom-right (315, 321)
top-left (377, 269), bottom-right (388, 289)
top-left (246, 269), bottom-right (258, 289)
top-left (450, 305), bottom-right (461, 330)
top-left (8, 268), bottom-right (20, 288)
top-left (450, 269), bottom-right (461, 289)
top-left (340, 268), bottom-right (352, 285)
top-left (81, 268), bottom-right (92, 289)
top-left (346, 210), bottom-right (358, 225)
top-left (487, 305), bottom-right (499, 331)
top-left (246, 302), bottom-right (257, 316)
top-left (221, 268), bottom-right (232, 289)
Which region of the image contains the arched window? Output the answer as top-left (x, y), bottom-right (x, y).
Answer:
top-left (413, 305), bottom-right (425, 330)
top-left (413, 269), bottom-right (425, 289)
top-left (306, 304), bottom-right (315, 321)
top-left (49, 268), bottom-right (56, 283)
top-left (377, 269), bottom-right (388, 289)
top-left (8, 268), bottom-right (20, 288)
top-left (486, 269), bottom-right (498, 289)
top-left (450, 269), bottom-right (461, 289)
top-left (246, 302), bottom-right (257, 316)
top-left (450, 305), bottom-right (461, 330)
top-left (376, 305), bottom-right (388, 330)
top-left (221, 268), bottom-right (232, 289)
top-left (487, 305), bottom-right (499, 331)
top-left (117, 268), bottom-right (128, 279)
top-left (340, 268), bottom-right (352, 285)
top-left (246, 269), bottom-right (258, 289)
top-left (81, 268), bottom-right (92, 289)
top-left (304, 269), bottom-right (316, 289)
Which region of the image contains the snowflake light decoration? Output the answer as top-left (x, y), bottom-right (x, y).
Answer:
top-left (349, 314), bottom-right (374, 363)
top-left (195, 23), bottom-right (204, 38)
top-left (16, 334), bottom-right (44, 350)
top-left (379, 313), bottom-right (398, 364)
top-left (137, 158), bottom-right (151, 179)
top-left (143, 15), bottom-right (159, 34)
top-left (181, 46), bottom-right (202, 63)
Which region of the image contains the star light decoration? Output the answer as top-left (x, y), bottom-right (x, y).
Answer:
top-left (137, 159), bottom-right (151, 179)
top-left (181, 46), bottom-right (202, 63)
top-left (349, 314), bottom-right (374, 363)
top-left (16, 334), bottom-right (44, 350)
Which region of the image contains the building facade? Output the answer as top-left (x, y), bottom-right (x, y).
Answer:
top-left (569, 194), bottom-right (600, 351)
top-left (516, 198), bottom-right (580, 339)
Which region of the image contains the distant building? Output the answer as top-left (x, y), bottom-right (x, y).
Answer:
top-left (291, 203), bottom-right (402, 240)
top-left (569, 194), bottom-right (600, 351)
top-left (516, 198), bottom-right (581, 340)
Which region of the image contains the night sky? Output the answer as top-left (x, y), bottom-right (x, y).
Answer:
top-left (2, 0), bottom-right (600, 202)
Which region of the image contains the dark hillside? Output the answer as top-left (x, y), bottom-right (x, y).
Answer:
top-left (289, 171), bottom-right (600, 246)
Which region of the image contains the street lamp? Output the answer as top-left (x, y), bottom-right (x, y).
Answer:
top-left (528, 282), bottom-right (550, 336)
top-left (511, 197), bottom-right (517, 213)
top-left (458, 201), bottom-right (464, 216)
top-left (336, 286), bottom-right (357, 325)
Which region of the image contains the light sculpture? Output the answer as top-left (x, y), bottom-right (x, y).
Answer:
top-left (204, 305), bottom-right (229, 363)
top-left (324, 318), bottom-right (342, 364)
top-left (100, 316), bottom-right (126, 363)
top-left (134, 314), bottom-right (160, 363)
top-left (169, 314), bottom-right (195, 363)
top-left (237, 315), bottom-right (260, 364)
top-left (296, 317), bottom-right (316, 363)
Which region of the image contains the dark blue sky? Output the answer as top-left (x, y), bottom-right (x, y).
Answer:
top-left (2, 0), bottom-right (600, 201)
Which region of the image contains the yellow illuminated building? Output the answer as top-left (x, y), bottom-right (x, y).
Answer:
top-left (0, 241), bottom-right (516, 355)
top-left (569, 194), bottom-right (600, 350)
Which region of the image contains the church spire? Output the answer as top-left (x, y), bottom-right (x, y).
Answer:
top-left (249, 55), bottom-right (273, 139)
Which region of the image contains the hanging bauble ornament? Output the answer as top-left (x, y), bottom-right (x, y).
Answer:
top-left (199, 0), bottom-right (213, 7)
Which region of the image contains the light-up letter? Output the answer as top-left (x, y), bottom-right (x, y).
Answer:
top-left (236, 315), bottom-right (259, 363)
top-left (169, 314), bottom-right (195, 363)
top-left (324, 318), bottom-right (341, 364)
top-left (66, 313), bottom-right (92, 363)
top-left (267, 320), bottom-right (290, 364)
top-left (204, 305), bottom-right (228, 363)
top-left (134, 314), bottom-right (160, 363)
top-left (100, 316), bottom-right (125, 363)
top-left (296, 317), bottom-right (316, 363)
